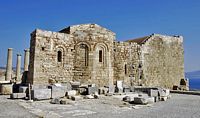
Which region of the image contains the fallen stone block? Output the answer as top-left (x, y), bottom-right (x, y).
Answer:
top-left (50, 98), bottom-right (60, 104)
top-left (134, 97), bottom-right (148, 105)
top-left (123, 96), bottom-right (131, 102)
top-left (115, 87), bottom-right (123, 93)
top-left (88, 86), bottom-right (98, 95)
top-left (88, 84), bottom-right (96, 87)
top-left (60, 99), bottom-right (68, 104)
top-left (122, 94), bottom-right (137, 102)
top-left (10, 93), bottom-right (26, 99)
top-left (109, 85), bottom-right (115, 94)
top-left (99, 87), bottom-right (108, 94)
top-left (70, 81), bottom-right (80, 90)
top-left (116, 81), bottom-right (123, 93)
top-left (116, 80), bottom-right (123, 88)
top-left (32, 85), bottom-right (47, 89)
top-left (85, 95), bottom-right (94, 99)
top-left (148, 89), bottom-right (158, 97)
top-left (123, 87), bottom-right (130, 93)
top-left (19, 86), bottom-right (28, 93)
top-left (60, 99), bottom-right (75, 105)
top-left (71, 96), bottom-right (83, 101)
top-left (94, 94), bottom-right (99, 99)
top-left (164, 89), bottom-right (170, 96)
top-left (105, 93), bottom-right (113, 96)
top-left (78, 87), bottom-right (87, 95)
top-left (48, 85), bottom-right (68, 98)
top-left (160, 96), bottom-right (167, 101)
top-left (0, 83), bottom-right (13, 95)
top-left (147, 97), bottom-right (155, 104)
top-left (66, 90), bottom-right (77, 96)
top-left (31, 88), bottom-right (51, 100)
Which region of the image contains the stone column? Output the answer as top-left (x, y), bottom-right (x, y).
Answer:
top-left (5, 48), bottom-right (13, 81)
top-left (16, 54), bottom-right (21, 81)
top-left (24, 49), bottom-right (30, 71)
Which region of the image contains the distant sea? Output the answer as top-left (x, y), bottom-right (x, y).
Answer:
top-left (189, 78), bottom-right (200, 90)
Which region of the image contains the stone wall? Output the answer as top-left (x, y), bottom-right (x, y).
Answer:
top-left (140, 34), bottom-right (185, 89)
top-left (28, 29), bottom-right (73, 84)
top-left (113, 42), bottom-right (141, 86)
top-left (28, 24), bottom-right (185, 89)
top-left (67, 24), bottom-right (115, 87)
top-left (29, 24), bottom-right (115, 87)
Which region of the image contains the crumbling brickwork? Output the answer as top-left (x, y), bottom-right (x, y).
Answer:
top-left (28, 24), bottom-right (185, 89)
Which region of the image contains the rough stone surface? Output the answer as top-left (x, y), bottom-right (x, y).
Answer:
top-left (147, 97), bottom-right (155, 104)
top-left (28, 24), bottom-right (185, 89)
top-left (148, 89), bottom-right (158, 97)
top-left (66, 90), bottom-right (77, 96)
top-left (71, 95), bottom-right (83, 101)
top-left (50, 98), bottom-right (60, 104)
top-left (0, 84), bottom-right (13, 95)
top-left (88, 86), bottom-right (98, 95)
top-left (10, 93), bottom-right (26, 99)
top-left (134, 97), bottom-right (148, 105)
top-left (99, 87), bottom-right (109, 94)
top-left (31, 88), bottom-right (51, 100)
top-left (48, 85), bottom-right (68, 98)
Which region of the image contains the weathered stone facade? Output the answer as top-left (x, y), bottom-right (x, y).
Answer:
top-left (28, 24), bottom-right (185, 89)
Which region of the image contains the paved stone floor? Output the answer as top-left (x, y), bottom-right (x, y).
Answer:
top-left (0, 94), bottom-right (200, 118)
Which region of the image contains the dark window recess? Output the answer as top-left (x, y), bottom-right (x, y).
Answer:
top-left (42, 47), bottom-right (45, 51)
top-left (57, 51), bottom-right (62, 62)
top-left (99, 50), bottom-right (102, 62)
top-left (125, 64), bottom-right (127, 75)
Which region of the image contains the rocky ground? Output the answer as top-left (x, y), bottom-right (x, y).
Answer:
top-left (0, 94), bottom-right (200, 118)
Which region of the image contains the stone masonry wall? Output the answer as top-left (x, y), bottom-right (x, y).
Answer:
top-left (28, 29), bottom-right (74, 84)
top-left (29, 24), bottom-right (115, 87)
top-left (68, 24), bottom-right (115, 87)
top-left (114, 42), bottom-right (141, 86)
top-left (28, 24), bottom-right (185, 89)
top-left (141, 34), bottom-right (185, 89)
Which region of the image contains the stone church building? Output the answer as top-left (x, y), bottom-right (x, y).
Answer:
top-left (28, 24), bottom-right (185, 89)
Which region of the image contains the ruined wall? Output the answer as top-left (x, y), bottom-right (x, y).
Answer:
top-left (68, 24), bottom-right (115, 87)
top-left (141, 34), bottom-right (185, 89)
top-left (28, 24), bottom-right (185, 89)
top-left (29, 24), bottom-right (115, 87)
top-left (28, 29), bottom-right (74, 84)
top-left (113, 42), bottom-right (141, 86)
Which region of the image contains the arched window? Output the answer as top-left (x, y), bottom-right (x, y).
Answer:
top-left (57, 51), bottom-right (62, 62)
top-left (76, 44), bottom-right (89, 67)
top-left (99, 50), bottom-right (103, 62)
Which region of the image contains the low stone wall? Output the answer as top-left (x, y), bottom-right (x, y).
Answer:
top-left (170, 90), bottom-right (200, 96)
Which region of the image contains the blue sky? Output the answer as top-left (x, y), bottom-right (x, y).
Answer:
top-left (0, 0), bottom-right (199, 72)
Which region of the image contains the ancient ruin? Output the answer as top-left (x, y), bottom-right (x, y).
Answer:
top-left (27, 23), bottom-right (185, 89)
top-left (0, 23), bottom-right (192, 117)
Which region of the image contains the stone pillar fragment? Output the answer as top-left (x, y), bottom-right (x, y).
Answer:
top-left (24, 49), bottom-right (30, 71)
top-left (16, 54), bottom-right (21, 81)
top-left (5, 48), bottom-right (13, 81)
